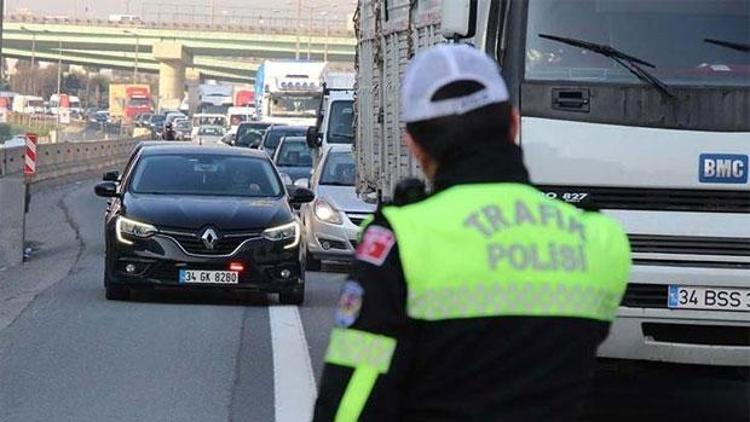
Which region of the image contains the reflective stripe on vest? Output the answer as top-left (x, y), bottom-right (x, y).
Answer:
top-left (325, 328), bottom-right (397, 422)
top-left (382, 184), bottom-right (630, 322)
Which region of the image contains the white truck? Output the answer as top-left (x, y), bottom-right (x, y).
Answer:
top-left (355, 0), bottom-right (750, 367)
top-left (254, 60), bottom-right (328, 127)
top-left (306, 72), bottom-right (356, 154)
top-left (12, 95), bottom-right (45, 115)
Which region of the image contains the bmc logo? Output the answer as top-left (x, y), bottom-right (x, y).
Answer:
top-left (699, 154), bottom-right (748, 184)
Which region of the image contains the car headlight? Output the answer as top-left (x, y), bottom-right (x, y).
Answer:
top-left (116, 216), bottom-right (157, 245)
top-left (263, 221), bottom-right (300, 249)
top-left (314, 198), bottom-right (342, 225)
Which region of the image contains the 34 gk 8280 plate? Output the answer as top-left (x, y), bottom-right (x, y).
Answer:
top-left (179, 270), bottom-right (239, 284)
top-left (668, 285), bottom-right (750, 312)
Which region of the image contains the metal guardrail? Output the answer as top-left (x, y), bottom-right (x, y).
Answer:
top-left (6, 13), bottom-right (354, 37)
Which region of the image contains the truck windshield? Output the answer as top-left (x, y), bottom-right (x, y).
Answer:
top-left (269, 94), bottom-right (320, 118)
top-left (327, 100), bottom-right (354, 144)
top-left (128, 98), bottom-right (150, 107)
top-left (525, 0), bottom-right (750, 87)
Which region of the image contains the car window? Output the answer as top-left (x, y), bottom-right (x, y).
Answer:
top-left (199, 127), bottom-right (223, 136)
top-left (235, 129), bottom-right (264, 147)
top-left (130, 154), bottom-right (283, 198)
top-left (320, 151), bottom-right (355, 186)
top-left (276, 141), bottom-right (314, 167)
top-left (264, 128), bottom-right (306, 149)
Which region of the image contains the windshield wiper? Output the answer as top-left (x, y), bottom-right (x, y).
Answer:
top-left (330, 132), bottom-right (354, 139)
top-left (539, 33), bottom-right (675, 99)
top-left (704, 38), bottom-right (750, 53)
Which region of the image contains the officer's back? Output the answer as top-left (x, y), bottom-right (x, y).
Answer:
top-left (314, 45), bottom-right (630, 422)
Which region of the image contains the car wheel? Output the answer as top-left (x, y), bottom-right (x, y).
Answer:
top-left (105, 284), bottom-right (130, 301)
top-left (279, 284), bottom-right (305, 306)
top-left (306, 253), bottom-right (322, 272)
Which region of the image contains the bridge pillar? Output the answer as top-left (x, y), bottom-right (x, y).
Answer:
top-left (152, 42), bottom-right (193, 110)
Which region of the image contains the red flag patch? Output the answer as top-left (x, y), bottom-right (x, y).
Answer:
top-left (356, 225), bottom-right (396, 266)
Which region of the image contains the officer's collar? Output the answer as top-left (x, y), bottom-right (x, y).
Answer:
top-left (432, 142), bottom-right (531, 193)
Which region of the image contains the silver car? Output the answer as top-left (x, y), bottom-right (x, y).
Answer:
top-left (299, 144), bottom-right (375, 270)
top-left (195, 125), bottom-right (226, 145)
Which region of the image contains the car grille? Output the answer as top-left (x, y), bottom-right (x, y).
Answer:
top-left (346, 213), bottom-right (371, 227)
top-left (161, 229), bottom-right (261, 256)
top-left (629, 234), bottom-right (750, 257)
top-left (621, 283), bottom-right (668, 308)
top-left (539, 185), bottom-right (750, 214)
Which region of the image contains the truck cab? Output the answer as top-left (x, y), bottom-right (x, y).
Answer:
top-left (355, 0), bottom-right (750, 367)
top-left (306, 80), bottom-right (355, 161)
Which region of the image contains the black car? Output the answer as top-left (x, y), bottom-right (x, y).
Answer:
top-left (94, 145), bottom-right (315, 304)
top-left (261, 126), bottom-right (307, 157)
top-left (235, 122), bottom-right (277, 148)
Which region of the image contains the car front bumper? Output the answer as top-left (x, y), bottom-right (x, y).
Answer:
top-left (107, 231), bottom-right (302, 293)
top-left (306, 215), bottom-right (367, 262)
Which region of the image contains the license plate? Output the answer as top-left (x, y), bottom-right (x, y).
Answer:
top-left (668, 285), bottom-right (750, 311)
top-left (179, 270), bottom-right (239, 284)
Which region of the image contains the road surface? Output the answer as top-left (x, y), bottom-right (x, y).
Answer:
top-left (0, 181), bottom-right (747, 421)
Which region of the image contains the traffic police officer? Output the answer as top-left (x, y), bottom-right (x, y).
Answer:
top-left (314, 44), bottom-right (631, 421)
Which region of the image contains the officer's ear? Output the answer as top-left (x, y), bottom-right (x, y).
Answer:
top-left (509, 107), bottom-right (520, 145)
top-left (405, 130), bottom-right (438, 180)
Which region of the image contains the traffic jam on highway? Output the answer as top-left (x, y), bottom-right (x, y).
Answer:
top-left (2, 0), bottom-right (749, 421)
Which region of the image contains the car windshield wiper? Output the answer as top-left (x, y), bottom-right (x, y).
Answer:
top-left (704, 38), bottom-right (750, 53)
top-left (539, 33), bottom-right (675, 99)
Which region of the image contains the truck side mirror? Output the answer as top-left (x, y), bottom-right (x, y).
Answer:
top-left (306, 126), bottom-right (322, 149)
top-left (440, 0), bottom-right (477, 40)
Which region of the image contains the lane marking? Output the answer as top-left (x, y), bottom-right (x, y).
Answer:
top-left (270, 305), bottom-right (317, 422)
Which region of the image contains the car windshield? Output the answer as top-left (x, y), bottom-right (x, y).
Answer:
top-left (199, 127), bottom-right (223, 136)
top-left (276, 140), bottom-right (314, 167)
top-left (130, 154), bottom-right (283, 197)
top-left (327, 100), bottom-right (354, 144)
top-left (525, 0), bottom-right (750, 86)
top-left (264, 128), bottom-right (307, 149)
top-left (320, 151), bottom-right (355, 186)
top-left (176, 121), bottom-right (191, 130)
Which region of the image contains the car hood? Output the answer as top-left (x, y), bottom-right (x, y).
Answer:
top-left (277, 166), bottom-right (313, 182)
top-left (317, 185), bottom-right (376, 214)
top-left (122, 193), bottom-right (293, 231)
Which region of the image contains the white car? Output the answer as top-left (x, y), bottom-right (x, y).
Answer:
top-left (195, 125), bottom-right (226, 146)
top-left (1, 135), bottom-right (27, 149)
top-left (299, 144), bottom-right (376, 270)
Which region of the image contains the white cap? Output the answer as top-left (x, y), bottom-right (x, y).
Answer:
top-left (401, 44), bottom-right (510, 123)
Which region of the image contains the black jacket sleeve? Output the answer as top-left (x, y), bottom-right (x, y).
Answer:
top-left (313, 213), bottom-right (415, 421)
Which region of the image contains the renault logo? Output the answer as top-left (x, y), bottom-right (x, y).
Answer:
top-left (201, 227), bottom-right (219, 250)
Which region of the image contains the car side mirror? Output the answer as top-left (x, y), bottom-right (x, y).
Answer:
top-left (289, 186), bottom-right (315, 204)
top-left (294, 178), bottom-right (310, 189)
top-left (102, 170), bottom-right (120, 182)
top-left (306, 126), bottom-right (322, 149)
top-left (94, 182), bottom-right (119, 198)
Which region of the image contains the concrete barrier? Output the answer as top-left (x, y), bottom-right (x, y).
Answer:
top-left (0, 176), bottom-right (25, 269)
top-left (0, 138), bottom-right (142, 184)
top-left (0, 138), bottom-right (143, 269)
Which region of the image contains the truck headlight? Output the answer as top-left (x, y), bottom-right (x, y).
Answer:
top-left (263, 221), bottom-right (300, 249)
top-left (116, 216), bottom-right (157, 245)
top-left (314, 199), bottom-right (342, 225)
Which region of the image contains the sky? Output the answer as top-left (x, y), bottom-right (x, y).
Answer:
top-left (8, 0), bottom-right (357, 20)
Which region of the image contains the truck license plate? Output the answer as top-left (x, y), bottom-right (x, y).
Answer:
top-left (668, 285), bottom-right (750, 311)
top-left (179, 270), bottom-right (239, 284)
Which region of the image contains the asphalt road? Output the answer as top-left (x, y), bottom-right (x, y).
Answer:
top-left (0, 181), bottom-right (747, 421)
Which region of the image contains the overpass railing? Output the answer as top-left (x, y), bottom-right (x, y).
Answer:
top-left (7, 13), bottom-right (354, 37)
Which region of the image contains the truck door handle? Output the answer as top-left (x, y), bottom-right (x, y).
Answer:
top-left (551, 88), bottom-right (590, 112)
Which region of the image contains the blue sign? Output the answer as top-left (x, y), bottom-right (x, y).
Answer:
top-left (699, 154), bottom-right (748, 184)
